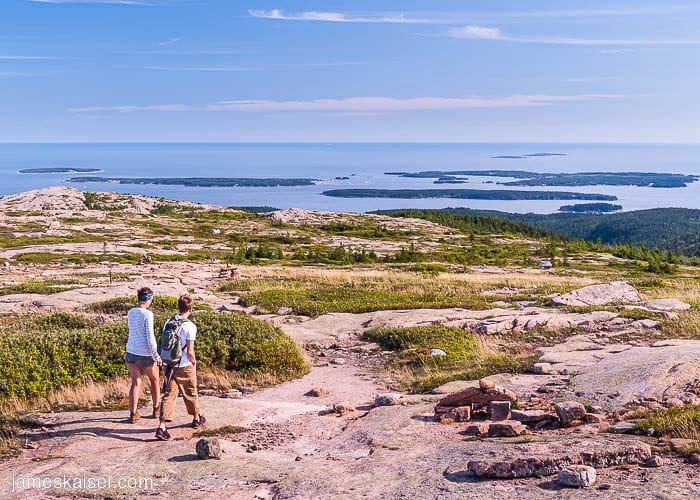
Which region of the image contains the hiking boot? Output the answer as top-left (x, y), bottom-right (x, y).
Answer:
top-left (129, 411), bottom-right (141, 424)
top-left (155, 427), bottom-right (171, 441)
top-left (192, 414), bottom-right (207, 429)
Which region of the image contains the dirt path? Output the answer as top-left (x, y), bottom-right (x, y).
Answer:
top-left (1, 317), bottom-right (700, 499)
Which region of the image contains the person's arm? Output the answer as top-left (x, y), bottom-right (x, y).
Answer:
top-left (145, 312), bottom-right (161, 363)
top-left (186, 339), bottom-right (196, 365)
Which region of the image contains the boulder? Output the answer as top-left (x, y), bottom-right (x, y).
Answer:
top-left (487, 401), bottom-right (511, 421)
top-left (375, 393), bottom-right (402, 407)
top-left (466, 437), bottom-right (651, 479)
top-left (644, 455), bottom-right (668, 468)
top-left (550, 281), bottom-right (642, 307)
top-left (439, 385), bottom-right (517, 407)
top-left (465, 421), bottom-right (490, 436)
top-left (555, 401), bottom-right (586, 427)
top-left (479, 378), bottom-right (496, 391)
top-left (611, 422), bottom-right (636, 434)
top-left (330, 357), bottom-right (347, 365)
top-left (488, 420), bottom-right (527, 438)
top-left (196, 438), bottom-right (222, 460)
top-left (645, 299), bottom-right (691, 312)
top-left (557, 465), bottom-right (596, 488)
top-left (511, 409), bottom-right (556, 425)
top-left (533, 362), bottom-right (553, 375)
top-left (277, 307), bottom-right (294, 315)
top-left (306, 388), bottom-right (329, 397)
top-left (436, 405), bottom-right (471, 423)
top-left (429, 348), bottom-right (447, 357)
top-left (332, 402), bottom-right (354, 416)
top-left (569, 340), bottom-right (700, 409)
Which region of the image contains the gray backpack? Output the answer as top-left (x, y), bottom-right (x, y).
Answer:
top-left (158, 316), bottom-right (187, 366)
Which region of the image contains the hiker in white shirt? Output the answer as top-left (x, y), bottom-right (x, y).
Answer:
top-left (156, 294), bottom-right (206, 441)
top-left (125, 287), bottom-right (162, 424)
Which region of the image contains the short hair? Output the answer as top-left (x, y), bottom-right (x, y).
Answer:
top-left (137, 287), bottom-right (154, 302)
top-left (178, 294), bottom-right (194, 314)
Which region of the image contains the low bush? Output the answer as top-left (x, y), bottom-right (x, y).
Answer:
top-left (364, 325), bottom-right (535, 393)
top-left (0, 308), bottom-right (308, 402)
top-left (634, 405), bottom-right (700, 442)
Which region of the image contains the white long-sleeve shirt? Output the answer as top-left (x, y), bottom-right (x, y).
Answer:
top-left (126, 307), bottom-right (160, 360)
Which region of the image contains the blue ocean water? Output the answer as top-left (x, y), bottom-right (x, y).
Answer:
top-left (1, 143), bottom-right (700, 213)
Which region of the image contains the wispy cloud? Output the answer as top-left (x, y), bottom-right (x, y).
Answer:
top-left (146, 61), bottom-right (382, 72)
top-left (67, 94), bottom-right (623, 114)
top-left (248, 9), bottom-right (431, 24)
top-left (28, 0), bottom-right (152, 4)
top-left (146, 66), bottom-right (256, 72)
top-left (447, 25), bottom-right (700, 46)
top-left (0, 55), bottom-right (55, 60)
top-left (158, 37), bottom-right (182, 46)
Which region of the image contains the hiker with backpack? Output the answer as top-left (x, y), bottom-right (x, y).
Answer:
top-left (125, 287), bottom-right (162, 424)
top-left (156, 294), bottom-right (206, 441)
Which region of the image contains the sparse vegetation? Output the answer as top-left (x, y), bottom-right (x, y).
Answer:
top-left (634, 405), bottom-right (700, 444)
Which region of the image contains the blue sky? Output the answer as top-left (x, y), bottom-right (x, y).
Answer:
top-left (1, 0), bottom-right (699, 142)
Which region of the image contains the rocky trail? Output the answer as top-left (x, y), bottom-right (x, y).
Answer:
top-left (3, 301), bottom-right (700, 499)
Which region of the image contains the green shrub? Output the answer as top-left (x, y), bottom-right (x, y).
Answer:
top-left (364, 325), bottom-right (480, 363)
top-left (634, 405), bottom-right (700, 440)
top-left (0, 310), bottom-right (308, 401)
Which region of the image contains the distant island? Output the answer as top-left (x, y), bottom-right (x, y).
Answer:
top-left (321, 188), bottom-right (617, 201)
top-left (68, 177), bottom-right (318, 187)
top-left (19, 167), bottom-right (101, 174)
top-left (385, 170), bottom-right (698, 188)
top-left (492, 152), bottom-right (567, 159)
top-left (559, 203), bottom-right (623, 214)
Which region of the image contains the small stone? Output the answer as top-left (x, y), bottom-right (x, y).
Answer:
top-left (584, 413), bottom-right (606, 424)
top-left (306, 388), bottom-right (329, 397)
top-left (487, 401), bottom-right (511, 421)
top-left (219, 390), bottom-right (243, 399)
top-left (597, 484), bottom-right (611, 491)
top-left (670, 438), bottom-right (698, 452)
top-left (295, 456), bottom-right (303, 462)
top-left (479, 378), bottom-right (496, 391)
top-left (430, 348), bottom-right (447, 357)
top-left (557, 465), bottom-right (596, 488)
top-left (611, 422), bottom-right (636, 434)
top-left (375, 393), bottom-right (402, 407)
top-left (644, 455), bottom-right (667, 468)
top-left (688, 453), bottom-right (700, 464)
top-left (332, 402), bottom-right (354, 416)
top-left (554, 401), bottom-right (587, 427)
top-left (277, 307), bottom-right (294, 316)
top-left (464, 421), bottom-right (490, 436)
top-left (196, 438), bottom-right (222, 460)
top-left (437, 405), bottom-right (471, 423)
top-left (330, 358), bottom-right (346, 365)
top-left (488, 420), bottom-right (527, 438)
top-left (533, 362), bottom-right (552, 375)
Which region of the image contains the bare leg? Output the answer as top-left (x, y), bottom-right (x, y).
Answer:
top-left (127, 363), bottom-right (142, 414)
top-left (143, 363), bottom-right (161, 410)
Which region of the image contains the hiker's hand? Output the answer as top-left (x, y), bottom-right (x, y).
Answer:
top-left (156, 359), bottom-right (163, 367)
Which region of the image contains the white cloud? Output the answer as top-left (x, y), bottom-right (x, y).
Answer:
top-left (448, 26), bottom-right (504, 40)
top-left (158, 37), bottom-right (182, 46)
top-left (248, 9), bottom-right (430, 24)
top-left (67, 94), bottom-right (623, 113)
top-left (447, 25), bottom-right (700, 46)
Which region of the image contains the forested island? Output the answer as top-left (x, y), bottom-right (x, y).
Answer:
top-left (559, 203), bottom-right (623, 214)
top-left (19, 167), bottom-right (101, 174)
top-left (322, 188), bottom-right (617, 201)
top-left (385, 170), bottom-right (698, 188)
top-left (377, 207), bottom-right (700, 257)
top-left (68, 177), bottom-right (318, 187)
